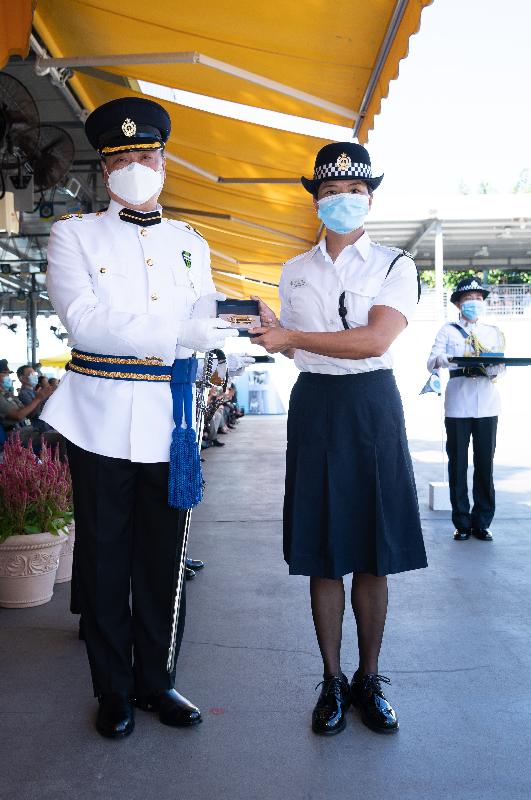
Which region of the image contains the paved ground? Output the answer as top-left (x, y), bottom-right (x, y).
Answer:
top-left (1, 413), bottom-right (530, 800)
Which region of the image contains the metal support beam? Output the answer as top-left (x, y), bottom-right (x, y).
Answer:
top-left (165, 151), bottom-right (301, 185)
top-left (434, 220), bottom-right (444, 319)
top-left (27, 276), bottom-right (39, 365)
top-left (35, 50), bottom-right (355, 119)
top-left (405, 218), bottom-right (438, 256)
top-left (165, 206), bottom-right (311, 244)
top-left (354, 0), bottom-right (409, 136)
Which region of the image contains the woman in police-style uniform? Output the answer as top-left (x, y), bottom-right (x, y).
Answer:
top-left (251, 142), bottom-right (427, 737)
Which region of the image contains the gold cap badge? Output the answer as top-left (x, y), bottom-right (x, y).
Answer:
top-left (336, 153), bottom-right (352, 172)
top-left (122, 118), bottom-right (137, 137)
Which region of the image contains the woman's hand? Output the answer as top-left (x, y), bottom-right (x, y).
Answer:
top-left (249, 326), bottom-right (293, 353)
top-left (251, 296), bottom-right (279, 328)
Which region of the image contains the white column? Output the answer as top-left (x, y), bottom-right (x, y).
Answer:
top-left (434, 219), bottom-right (445, 319)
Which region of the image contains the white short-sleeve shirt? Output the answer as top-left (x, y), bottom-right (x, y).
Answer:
top-left (279, 232), bottom-right (419, 375)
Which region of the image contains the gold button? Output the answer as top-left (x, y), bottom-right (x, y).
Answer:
top-left (99, 267), bottom-right (107, 274)
top-left (151, 293), bottom-right (158, 301)
top-left (146, 258), bottom-right (154, 267)
top-left (140, 228), bottom-right (148, 237)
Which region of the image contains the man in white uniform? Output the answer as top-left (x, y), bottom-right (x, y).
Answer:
top-left (427, 277), bottom-right (505, 542)
top-left (42, 97), bottom-right (238, 738)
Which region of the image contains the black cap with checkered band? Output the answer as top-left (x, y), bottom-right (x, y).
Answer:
top-left (85, 97), bottom-right (171, 157)
top-left (450, 277), bottom-right (490, 304)
top-left (301, 142), bottom-right (384, 195)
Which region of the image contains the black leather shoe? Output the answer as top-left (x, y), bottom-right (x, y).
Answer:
top-left (350, 673), bottom-right (399, 734)
top-left (96, 693), bottom-right (135, 739)
top-left (453, 528), bottom-right (471, 541)
top-left (186, 558), bottom-right (205, 571)
top-left (212, 439), bottom-right (225, 447)
top-left (472, 528), bottom-right (493, 541)
top-left (185, 566), bottom-right (196, 580)
top-left (311, 674), bottom-right (350, 736)
top-left (136, 689), bottom-right (202, 727)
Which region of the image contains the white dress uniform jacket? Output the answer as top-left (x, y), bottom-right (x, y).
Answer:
top-left (427, 318), bottom-right (505, 418)
top-left (41, 200), bottom-right (216, 462)
top-left (279, 232), bottom-right (419, 375)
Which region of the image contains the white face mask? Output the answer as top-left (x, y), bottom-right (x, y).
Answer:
top-left (107, 161), bottom-right (163, 206)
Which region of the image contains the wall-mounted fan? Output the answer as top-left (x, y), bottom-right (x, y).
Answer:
top-left (0, 73), bottom-right (40, 170)
top-left (0, 74), bottom-right (75, 210)
top-left (31, 125), bottom-right (74, 190)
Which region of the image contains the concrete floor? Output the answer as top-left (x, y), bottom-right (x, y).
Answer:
top-left (1, 415), bottom-right (530, 800)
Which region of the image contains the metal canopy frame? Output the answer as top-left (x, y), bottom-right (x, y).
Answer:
top-left (34, 50), bottom-right (355, 120)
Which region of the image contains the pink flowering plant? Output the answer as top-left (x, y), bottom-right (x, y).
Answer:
top-left (0, 434), bottom-right (73, 543)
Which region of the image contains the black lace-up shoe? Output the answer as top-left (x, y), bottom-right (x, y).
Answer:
top-left (453, 528), bottom-right (471, 541)
top-left (350, 672), bottom-right (399, 734)
top-left (471, 528), bottom-right (493, 541)
top-left (311, 674), bottom-right (350, 736)
top-left (96, 693), bottom-right (135, 738)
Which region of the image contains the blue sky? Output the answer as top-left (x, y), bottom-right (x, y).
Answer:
top-left (368, 0), bottom-right (530, 195)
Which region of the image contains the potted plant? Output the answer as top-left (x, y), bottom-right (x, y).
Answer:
top-left (0, 434), bottom-right (73, 607)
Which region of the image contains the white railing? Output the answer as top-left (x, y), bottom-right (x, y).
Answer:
top-left (416, 285), bottom-right (531, 319)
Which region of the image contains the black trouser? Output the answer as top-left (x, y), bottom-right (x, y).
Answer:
top-left (66, 441), bottom-right (187, 698)
top-left (445, 416), bottom-right (498, 530)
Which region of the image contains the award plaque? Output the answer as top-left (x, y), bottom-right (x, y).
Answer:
top-left (216, 299), bottom-right (261, 337)
top-left (450, 356), bottom-right (531, 366)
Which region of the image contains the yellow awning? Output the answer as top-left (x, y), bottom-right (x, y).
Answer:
top-left (32, 0), bottom-right (433, 296)
top-left (40, 350), bottom-right (71, 368)
top-left (0, 0), bottom-right (34, 69)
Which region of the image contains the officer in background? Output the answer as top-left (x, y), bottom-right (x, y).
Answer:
top-left (41, 97), bottom-right (238, 738)
top-left (427, 277), bottom-right (505, 542)
top-left (251, 142), bottom-right (427, 737)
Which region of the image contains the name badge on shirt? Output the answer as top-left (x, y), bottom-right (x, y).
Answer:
top-left (290, 278), bottom-right (307, 288)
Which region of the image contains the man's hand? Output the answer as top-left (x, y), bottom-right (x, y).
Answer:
top-left (249, 326), bottom-right (293, 353)
top-left (35, 385), bottom-right (54, 400)
top-left (226, 354), bottom-right (255, 376)
top-left (250, 296), bottom-right (279, 328)
top-left (192, 292), bottom-right (226, 319)
top-left (177, 318), bottom-right (239, 352)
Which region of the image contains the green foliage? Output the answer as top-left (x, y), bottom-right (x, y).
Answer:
top-left (420, 270), bottom-right (531, 289)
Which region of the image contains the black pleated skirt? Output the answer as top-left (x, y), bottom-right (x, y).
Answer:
top-left (283, 369), bottom-right (427, 578)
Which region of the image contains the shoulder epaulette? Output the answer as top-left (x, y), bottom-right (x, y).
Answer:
top-left (166, 218), bottom-right (206, 240)
top-left (58, 211), bottom-right (86, 222)
top-left (284, 245), bottom-right (319, 268)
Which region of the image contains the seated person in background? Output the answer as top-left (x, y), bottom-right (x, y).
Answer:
top-left (17, 365), bottom-right (55, 433)
top-left (202, 387), bottom-right (225, 448)
top-left (0, 359), bottom-right (55, 448)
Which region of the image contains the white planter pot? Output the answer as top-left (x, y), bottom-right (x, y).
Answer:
top-left (0, 531), bottom-right (68, 608)
top-left (55, 522), bottom-right (75, 584)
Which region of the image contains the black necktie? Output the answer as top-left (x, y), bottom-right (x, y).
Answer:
top-left (119, 208), bottom-right (162, 227)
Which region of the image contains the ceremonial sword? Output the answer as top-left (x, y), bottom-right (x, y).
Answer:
top-left (166, 348), bottom-right (228, 674)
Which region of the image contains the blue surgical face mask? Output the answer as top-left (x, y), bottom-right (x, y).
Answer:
top-left (28, 373), bottom-right (39, 387)
top-left (1, 375), bottom-right (13, 391)
top-left (461, 299), bottom-right (484, 321)
top-left (317, 193), bottom-right (370, 234)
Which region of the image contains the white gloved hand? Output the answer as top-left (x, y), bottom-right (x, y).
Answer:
top-left (435, 354), bottom-right (451, 368)
top-left (226, 354), bottom-right (255, 376)
top-left (191, 292), bottom-right (226, 319)
top-left (176, 318), bottom-right (239, 352)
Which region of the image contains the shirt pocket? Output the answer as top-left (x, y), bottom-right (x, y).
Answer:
top-left (92, 264), bottom-right (129, 305)
top-left (171, 262), bottom-right (199, 317)
top-left (342, 276), bottom-right (383, 327)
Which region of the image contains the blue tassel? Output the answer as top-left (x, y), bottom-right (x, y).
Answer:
top-left (168, 426), bottom-right (203, 509)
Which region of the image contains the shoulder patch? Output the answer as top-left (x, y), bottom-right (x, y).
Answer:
top-left (166, 218), bottom-right (206, 240)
